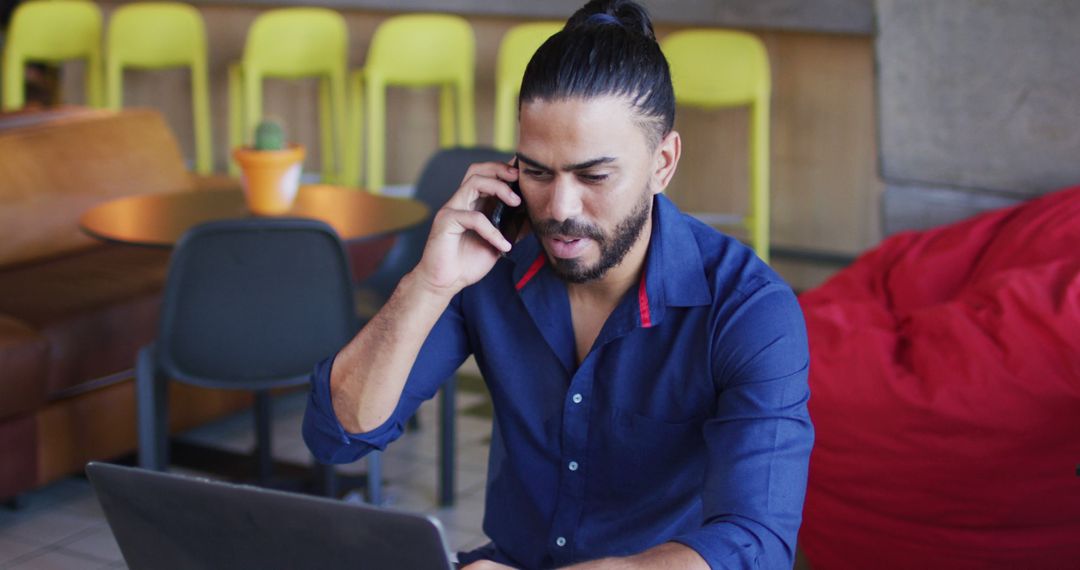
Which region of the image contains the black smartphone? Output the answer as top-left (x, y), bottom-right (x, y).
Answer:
top-left (486, 159), bottom-right (527, 247)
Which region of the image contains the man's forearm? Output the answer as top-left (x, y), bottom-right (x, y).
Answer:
top-left (563, 542), bottom-right (709, 570)
top-left (329, 271), bottom-right (454, 433)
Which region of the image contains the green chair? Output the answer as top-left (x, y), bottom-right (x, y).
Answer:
top-left (106, 2), bottom-right (212, 174)
top-left (493, 22), bottom-right (562, 152)
top-left (661, 29), bottom-right (772, 263)
top-left (2, 0), bottom-right (103, 110)
top-left (228, 8), bottom-right (347, 182)
top-left (346, 14), bottom-right (475, 192)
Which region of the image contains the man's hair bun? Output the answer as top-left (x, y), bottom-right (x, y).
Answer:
top-left (519, 0), bottom-right (675, 147)
top-left (566, 0), bottom-right (656, 42)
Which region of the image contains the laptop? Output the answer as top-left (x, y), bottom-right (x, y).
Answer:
top-left (86, 462), bottom-right (455, 570)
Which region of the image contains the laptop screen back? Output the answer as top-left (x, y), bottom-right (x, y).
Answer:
top-left (86, 462), bottom-right (453, 570)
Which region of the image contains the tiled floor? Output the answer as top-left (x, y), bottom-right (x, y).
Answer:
top-left (0, 379), bottom-right (494, 569)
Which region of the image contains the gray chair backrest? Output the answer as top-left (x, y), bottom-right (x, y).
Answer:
top-left (364, 146), bottom-right (513, 300)
top-left (156, 218), bottom-right (358, 390)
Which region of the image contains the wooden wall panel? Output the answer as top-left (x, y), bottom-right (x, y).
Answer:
top-left (67, 4), bottom-right (881, 289)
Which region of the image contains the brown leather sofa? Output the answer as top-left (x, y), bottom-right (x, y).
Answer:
top-left (0, 108), bottom-right (252, 501)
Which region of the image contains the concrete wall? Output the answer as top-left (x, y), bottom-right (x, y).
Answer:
top-left (876, 0), bottom-right (1080, 232)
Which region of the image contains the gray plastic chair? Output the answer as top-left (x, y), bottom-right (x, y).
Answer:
top-left (361, 146), bottom-right (514, 301)
top-left (136, 218), bottom-right (381, 502)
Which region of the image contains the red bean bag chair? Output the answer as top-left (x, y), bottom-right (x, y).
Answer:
top-left (798, 186), bottom-right (1080, 569)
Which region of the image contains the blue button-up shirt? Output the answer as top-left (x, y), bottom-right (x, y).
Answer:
top-left (304, 194), bottom-right (813, 569)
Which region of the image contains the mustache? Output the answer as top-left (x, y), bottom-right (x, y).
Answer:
top-left (532, 218), bottom-right (606, 242)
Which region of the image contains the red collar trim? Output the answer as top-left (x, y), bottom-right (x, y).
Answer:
top-left (515, 254), bottom-right (547, 291)
top-left (638, 269), bottom-right (652, 328)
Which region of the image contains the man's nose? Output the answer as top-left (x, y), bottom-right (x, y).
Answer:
top-left (547, 176), bottom-right (583, 223)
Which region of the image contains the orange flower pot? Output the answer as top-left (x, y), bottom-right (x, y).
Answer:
top-left (232, 145), bottom-right (306, 215)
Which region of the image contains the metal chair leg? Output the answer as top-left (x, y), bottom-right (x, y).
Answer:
top-left (366, 450), bottom-right (383, 505)
top-left (136, 345), bottom-right (169, 471)
top-left (314, 459), bottom-right (339, 498)
top-left (254, 390), bottom-right (273, 484)
top-left (439, 376), bottom-right (456, 506)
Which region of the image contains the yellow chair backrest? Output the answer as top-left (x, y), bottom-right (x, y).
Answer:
top-left (663, 29), bottom-right (770, 107)
top-left (106, 2), bottom-right (205, 70)
top-left (228, 7), bottom-right (348, 181)
top-left (365, 13), bottom-right (474, 87)
top-left (245, 8), bottom-right (347, 79)
top-left (106, 2), bottom-right (212, 173)
top-left (661, 29), bottom-right (772, 263)
top-left (493, 22), bottom-right (563, 151)
top-left (2, 0), bottom-right (103, 110)
top-left (354, 13), bottom-right (476, 191)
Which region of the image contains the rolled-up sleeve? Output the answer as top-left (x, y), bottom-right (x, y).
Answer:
top-left (674, 283), bottom-right (814, 569)
top-left (303, 293), bottom-right (471, 464)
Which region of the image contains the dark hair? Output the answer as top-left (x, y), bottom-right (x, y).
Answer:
top-left (518, 0), bottom-right (675, 147)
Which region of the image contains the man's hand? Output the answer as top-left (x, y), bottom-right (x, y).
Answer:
top-left (459, 543), bottom-right (706, 570)
top-left (564, 542), bottom-right (708, 570)
top-left (460, 561), bottom-right (517, 570)
top-left (414, 161), bottom-right (521, 298)
top-left (327, 160), bottom-right (522, 434)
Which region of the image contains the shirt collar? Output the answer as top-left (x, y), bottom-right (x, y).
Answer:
top-left (638, 194), bottom-right (712, 328)
top-left (507, 226), bottom-right (546, 289)
top-left (509, 193), bottom-right (711, 326)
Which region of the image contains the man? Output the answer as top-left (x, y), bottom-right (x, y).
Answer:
top-left (304, 1), bottom-right (813, 568)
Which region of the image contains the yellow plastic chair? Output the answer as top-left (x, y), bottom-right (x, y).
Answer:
top-left (2, 0), bottom-right (103, 110)
top-left (493, 22), bottom-right (562, 152)
top-left (661, 29), bottom-right (771, 263)
top-left (347, 14), bottom-right (475, 192)
top-left (106, 2), bottom-right (213, 174)
top-left (228, 8), bottom-right (347, 182)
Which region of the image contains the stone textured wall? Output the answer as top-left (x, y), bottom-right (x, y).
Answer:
top-left (876, 0), bottom-right (1080, 232)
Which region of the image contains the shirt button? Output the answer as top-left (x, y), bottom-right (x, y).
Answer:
top-left (556, 536), bottom-right (567, 547)
top-left (568, 461), bottom-right (579, 471)
top-left (572, 393), bottom-right (583, 404)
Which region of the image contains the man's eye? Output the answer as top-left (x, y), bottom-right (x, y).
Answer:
top-left (524, 169), bottom-right (550, 180)
top-left (579, 173), bottom-right (608, 184)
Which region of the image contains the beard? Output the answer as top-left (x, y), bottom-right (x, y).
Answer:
top-left (531, 189), bottom-right (652, 284)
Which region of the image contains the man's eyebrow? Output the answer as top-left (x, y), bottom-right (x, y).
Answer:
top-left (565, 156), bottom-right (616, 171)
top-left (515, 153), bottom-right (551, 171)
top-left (516, 153), bottom-right (617, 172)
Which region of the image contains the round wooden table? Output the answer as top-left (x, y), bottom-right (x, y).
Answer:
top-left (80, 184), bottom-right (430, 281)
top-left (80, 184), bottom-right (429, 247)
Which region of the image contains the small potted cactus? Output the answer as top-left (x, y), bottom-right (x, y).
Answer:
top-left (232, 119), bottom-right (305, 215)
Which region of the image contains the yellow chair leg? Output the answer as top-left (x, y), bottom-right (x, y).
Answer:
top-left (365, 77), bottom-right (386, 193)
top-left (87, 53), bottom-right (104, 108)
top-left (331, 69), bottom-right (347, 186)
top-left (344, 70), bottom-right (364, 189)
top-left (749, 99), bottom-right (770, 264)
top-left (227, 64), bottom-right (244, 176)
top-left (104, 58), bottom-right (122, 110)
top-left (3, 55), bottom-right (25, 111)
top-left (493, 82), bottom-right (515, 152)
top-left (192, 59), bottom-right (213, 174)
top-left (458, 78), bottom-right (476, 146)
top-left (439, 84), bottom-right (455, 148)
top-left (318, 77), bottom-right (334, 183)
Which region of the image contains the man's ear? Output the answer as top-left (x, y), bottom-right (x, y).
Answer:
top-left (651, 130), bottom-right (681, 194)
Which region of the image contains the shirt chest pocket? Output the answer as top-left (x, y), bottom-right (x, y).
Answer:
top-left (585, 404), bottom-right (706, 506)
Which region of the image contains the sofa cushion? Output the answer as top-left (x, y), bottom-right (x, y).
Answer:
top-left (0, 244), bottom-right (171, 398)
top-left (0, 413), bottom-right (36, 500)
top-left (0, 109), bottom-right (193, 268)
top-left (34, 380), bottom-right (252, 486)
top-left (0, 315), bottom-right (49, 418)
